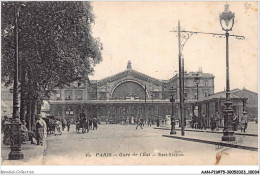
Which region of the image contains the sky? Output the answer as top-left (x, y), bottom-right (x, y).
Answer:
top-left (90, 1), bottom-right (258, 93)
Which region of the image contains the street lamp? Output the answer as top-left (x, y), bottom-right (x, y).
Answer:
top-left (170, 87), bottom-right (176, 134)
top-left (8, 3), bottom-right (24, 160)
top-left (194, 73), bottom-right (200, 101)
top-left (220, 4), bottom-right (236, 141)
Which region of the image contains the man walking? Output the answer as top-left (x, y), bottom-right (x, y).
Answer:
top-left (36, 115), bottom-right (47, 146)
top-left (240, 111), bottom-right (248, 132)
top-left (66, 118), bottom-right (71, 132)
top-left (136, 118), bottom-right (143, 129)
top-left (93, 117), bottom-right (98, 130)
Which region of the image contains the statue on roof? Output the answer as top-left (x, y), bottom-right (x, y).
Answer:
top-left (127, 60), bottom-right (132, 69)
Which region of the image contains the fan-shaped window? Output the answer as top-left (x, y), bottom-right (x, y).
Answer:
top-left (112, 81), bottom-right (146, 100)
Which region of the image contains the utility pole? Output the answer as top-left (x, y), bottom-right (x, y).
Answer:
top-left (181, 57), bottom-right (185, 135)
top-left (178, 20), bottom-right (184, 136)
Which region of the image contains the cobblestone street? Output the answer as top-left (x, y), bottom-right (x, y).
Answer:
top-left (43, 124), bottom-right (258, 165)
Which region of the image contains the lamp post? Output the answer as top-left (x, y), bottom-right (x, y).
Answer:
top-left (220, 4), bottom-right (236, 141)
top-left (194, 73), bottom-right (200, 101)
top-left (8, 2), bottom-right (24, 160)
top-left (151, 94), bottom-right (154, 118)
top-left (170, 87), bottom-right (176, 134)
top-left (171, 3), bottom-right (244, 141)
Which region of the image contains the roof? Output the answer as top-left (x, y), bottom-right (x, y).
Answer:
top-left (202, 91), bottom-right (241, 100)
top-left (214, 88), bottom-right (258, 98)
top-left (169, 72), bottom-right (215, 81)
top-left (96, 68), bottom-right (163, 86)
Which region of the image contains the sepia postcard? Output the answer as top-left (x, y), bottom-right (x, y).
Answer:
top-left (1, 1), bottom-right (259, 174)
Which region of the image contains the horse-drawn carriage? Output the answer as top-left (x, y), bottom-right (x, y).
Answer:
top-left (76, 119), bottom-right (89, 133)
top-left (43, 116), bottom-right (56, 135)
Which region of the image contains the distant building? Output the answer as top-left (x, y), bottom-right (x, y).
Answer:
top-left (194, 90), bottom-right (245, 127)
top-left (215, 88), bottom-right (258, 120)
top-left (41, 100), bottom-right (50, 118)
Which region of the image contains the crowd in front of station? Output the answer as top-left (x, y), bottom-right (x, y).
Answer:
top-left (190, 111), bottom-right (250, 132)
top-left (1, 108), bottom-right (253, 148)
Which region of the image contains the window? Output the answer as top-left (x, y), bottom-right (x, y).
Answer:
top-left (184, 92), bottom-right (188, 99)
top-left (55, 91), bottom-right (61, 100)
top-left (56, 93), bottom-right (61, 100)
top-left (78, 82), bottom-right (81, 87)
top-left (65, 90), bottom-right (72, 100)
top-left (204, 90), bottom-right (209, 97)
top-left (76, 90), bottom-right (83, 100)
top-left (153, 92), bottom-right (159, 99)
top-left (204, 80), bottom-right (208, 86)
top-left (89, 93), bottom-right (97, 100)
top-left (77, 94), bottom-right (82, 100)
top-left (65, 94), bottom-right (71, 100)
top-left (193, 92), bottom-right (197, 99)
top-left (100, 92), bottom-right (106, 100)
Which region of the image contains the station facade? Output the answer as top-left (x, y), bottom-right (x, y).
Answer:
top-left (49, 61), bottom-right (245, 127)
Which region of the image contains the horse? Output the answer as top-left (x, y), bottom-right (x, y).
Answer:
top-left (43, 116), bottom-right (55, 135)
top-left (76, 120), bottom-right (89, 134)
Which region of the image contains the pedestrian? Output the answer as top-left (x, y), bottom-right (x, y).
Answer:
top-left (93, 117), bottom-right (98, 130)
top-left (54, 119), bottom-right (62, 135)
top-left (215, 111), bottom-right (220, 131)
top-left (89, 118), bottom-right (93, 129)
top-left (191, 114), bottom-right (196, 129)
top-left (156, 117), bottom-right (160, 127)
top-left (35, 115), bottom-right (47, 146)
top-left (62, 118), bottom-right (66, 131)
top-left (240, 111), bottom-right (248, 132)
top-left (136, 118), bottom-right (143, 129)
top-left (3, 116), bottom-right (11, 145)
top-left (140, 117), bottom-right (144, 127)
top-left (148, 118), bottom-right (152, 127)
top-left (210, 115), bottom-right (215, 131)
top-left (232, 114), bottom-right (238, 131)
top-left (66, 118), bottom-right (71, 132)
top-left (21, 120), bottom-right (29, 143)
top-left (243, 111), bottom-right (248, 132)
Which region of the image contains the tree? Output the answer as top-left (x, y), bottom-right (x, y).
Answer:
top-left (1, 1), bottom-right (102, 129)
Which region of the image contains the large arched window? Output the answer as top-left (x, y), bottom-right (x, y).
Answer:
top-left (112, 81), bottom-right (146, 100)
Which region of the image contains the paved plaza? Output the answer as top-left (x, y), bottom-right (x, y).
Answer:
top-left (41, 124), bottom-right (257, 165)
top-left (2, 123), bottom-right (258, 165)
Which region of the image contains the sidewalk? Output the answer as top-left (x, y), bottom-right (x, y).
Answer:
top-left (1, 135), bottom-right (47, 165)
top-left (157, 122), bottom-right (258, 137)
top-left (161, 129), bottom-right (258, 152)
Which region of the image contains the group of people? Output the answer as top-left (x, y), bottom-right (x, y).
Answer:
top-left (191, 111), bottom-right (249, 132)
top-left (191, 113), bottom-right (209, 130)
top-left (135, 117), bottom-right (161, 129)
top-left (2, 115), bottom-right (48, 147)
top-left (105, 115), bottom-right (163, 127)
top-left (61, 118), bottom-right (71, 132)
